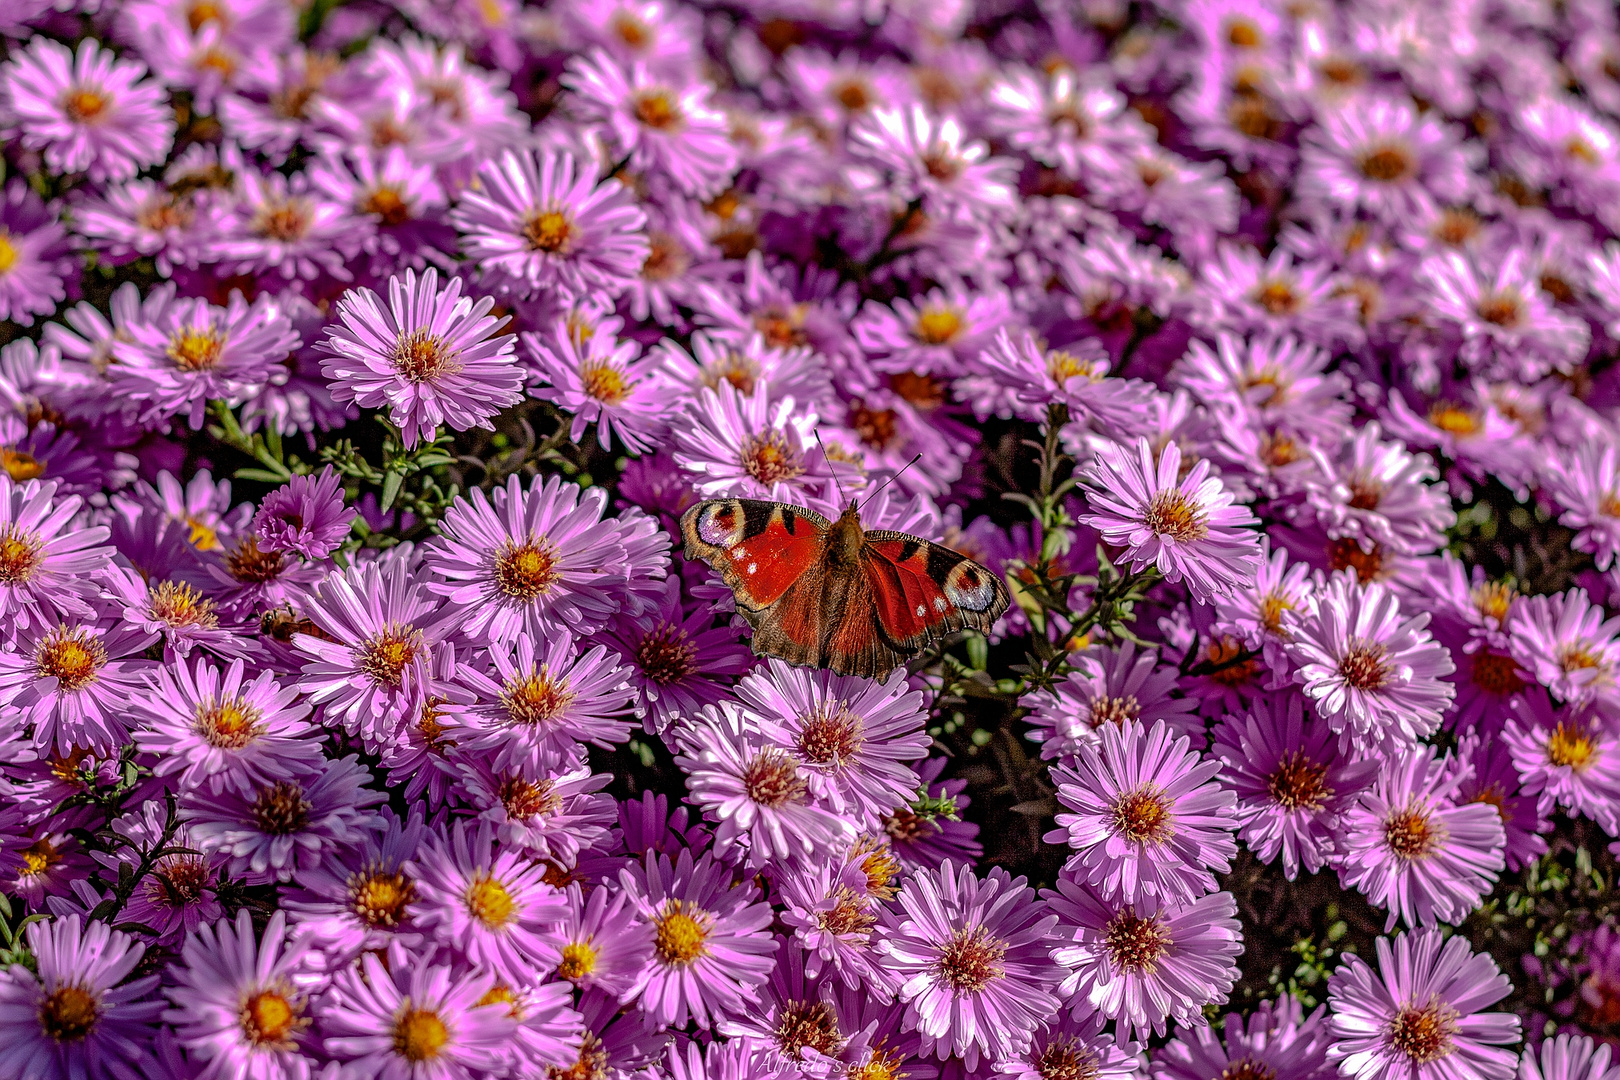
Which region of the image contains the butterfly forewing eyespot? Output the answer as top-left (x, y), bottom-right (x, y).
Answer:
top-left (695, 500), bottom-right (747, 547)
top-left (943, 560), bottom-right (998, 612)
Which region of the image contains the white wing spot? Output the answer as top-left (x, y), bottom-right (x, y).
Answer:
top-left (934, 597), bottom-right (948, 611)
top-left (916, 604), bottom-right (926, 617)
top-left (748, 563), bottom-right (758, 574)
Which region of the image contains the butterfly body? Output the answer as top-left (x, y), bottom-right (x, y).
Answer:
top-left (679, 497), bottom-right (1010, 678)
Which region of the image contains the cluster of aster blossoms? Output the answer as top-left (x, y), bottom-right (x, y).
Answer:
top-left (10, 0), bottom-right (1620, 1078)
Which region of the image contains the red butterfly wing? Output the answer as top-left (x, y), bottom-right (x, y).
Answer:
top-left (862, 531), bottom-right (1010, 650)
top-left (679, 499), bottom-right (829, 611)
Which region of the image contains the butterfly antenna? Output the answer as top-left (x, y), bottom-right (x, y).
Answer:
top-left (859, 453), bottom-right (922, 511)
top-left (815, 430), bottom-right (852, 509)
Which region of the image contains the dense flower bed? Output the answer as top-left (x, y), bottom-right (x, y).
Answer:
top-left (4, 0), bottom-right (1620, 1078)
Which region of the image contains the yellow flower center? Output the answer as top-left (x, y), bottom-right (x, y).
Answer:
top-left (580, 361), bottom-right (629, 403)
top-left (0, 231), bottom-right (18, 274)
top-left (524, 209), bottom-right (573, 253)
top-left (62, 88), bottom-right (108, 122)
top-left (34, 627), bottom-right (107, 691)
top-left (167, 327), bottom-right (226, 372)
top-left (1547, 721), bottom-right (1598, 771)
top-left (913, 308), bottom-right (962, 345)
top-left (466, 874), bottom-right (516, 929)
top-left (494, 539), bottom-right (558, 601)
top-left (558, 941), bottom-right (598, 981)
top-left (38, 985), bottom-right (100, 1043)
top-left (633, 91), bottom-right (680, 129)
top-left (240, 989), bottom-right (299, 1045)
top-left (0, 527), bottom-right (43, 583)
top-left (393, 1008), bottom-right (449, 1062)
top-left (654, 900), bottom-right (712, 965)
top-left (194, 696), bottom-right (263, 749)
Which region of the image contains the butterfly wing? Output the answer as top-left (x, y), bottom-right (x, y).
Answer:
top-left (860, 531), bottom-right (1010, 651)
top-left (679, 499), bottom-right (830, 611)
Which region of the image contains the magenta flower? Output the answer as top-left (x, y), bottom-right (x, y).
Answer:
top-left (252, 467), bottom-right (350, 561)
top-left (527, 320), bottom-right (667, 454)
top-left (0, 916), bottom-right (164, 1080)
top-left (319, 268), bottom-right (524, 448)
top-left (1152, 994), bottom-right (1332, 1080)
top-left (878, 861), bottom-right (1063, 1069)
top-left (0, 37), bottom-right (174, 182)
top-left (452, 149), bottom-right (649, 302)
top-left (0, 476), bottom-right (112, 633)
top-left (1326, 929), bottom-right (1519, 1080)
top-left (0, 181), bottom-right (73, 327)
top-left (1047, 719), bottom-right (1238, 905)
top-left (537, 883), bottom-right (656, 1000)
top-left (1022, 640), bottom-right (1202, 760)
top-left (1509, 589), bottom-right (1620, 709)
top-left (1080, 437), bottom-right (1262, 603)
top-left (1334, 744), bottom-right (1505, 931)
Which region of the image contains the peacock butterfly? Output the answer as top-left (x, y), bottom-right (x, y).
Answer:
top-left (679, 497), bottom-right (1010, 678)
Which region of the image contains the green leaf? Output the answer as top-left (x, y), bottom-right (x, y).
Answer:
top-left (380, 470), bottom-right (405, 511)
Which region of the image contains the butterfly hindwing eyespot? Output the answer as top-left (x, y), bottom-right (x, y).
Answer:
top-left (943, 559), bottom-right (998, 612)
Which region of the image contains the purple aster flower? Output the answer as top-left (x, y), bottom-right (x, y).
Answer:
top-left (1286, 573), bottom-right (1456, 756)
top-left (1297, 94), bottom-right (1475, 223)
top-left (1509, 589), bottom-right (1620, 709)
top-left (1503, 692), bottom-right (1620, 832)
top-left (131, 655), bottom-right (322, 796)
top-left (1211, 692), bottom-right (1378, 880)
top-left (213, 168), bottom-right (363, 284)
top-left (425, 472), bottom-right (630, 643)
top-left (1334, 744), bottom-right (1505, 931)
top-left (200, 537), bottom-right (328, 622)
top-left (564, 48), bottom-right (738, 197)
top-left (252, 467), bottom-right (350, 561)
top-left (876, 861), bottom-right (1062, 1069)
top-left (1543, 439), bottom-right (1620, 572)
top-left (966, 329), bottom-right (1156, 429)
top-left (849, 105), bottom-right (1017, 219)
top-left (736, 659), bottom-right (931, 830)
top-left (1421, 249), bottom-right (1590, 381)
top-left (1190, 245), bottom-right (1362, 348)
top-left (671, 382), bottom-right (843, 501)
top-left (162, 909), bottom-right (320, 1080)
top-left (452, 756), bottom-right (615, 865)
top-left (319, 268), bottom-right (524, 449)
top-left (182, 754), bottom-right (384, 884)
top-left (1519, 1034), bottom-right (1619, 1080)
top-left (1301, 423), bottom-right (1454, 557)
top-left (778, 839), bottom-right (901, 996)
top-left (0, 476), bottom-right (112, 633)
top-left (0, 181), bottom-right (72, 327)
top-left (1023, 641), bottom-right (1202, 760)
top-left (0, 916), bottom-right (163, 1080)
top-left (91, 804), bottom-right (225, 947)
top-left (985, 66), bottom-right (1147, 181)
top-left (280, 808), bottom-right (427, 972)
top-left (1047, 718), bottom-right (1239, 904)
top-left (536, 882), bottom-right (655, 1000)
top-left (408, 820), bottom-right (565, 984)
top-left (676, 701), bottom-right (856, 868)
top-left (292, 555), bottom-right (451, 748)
top-left (1151, 994), bottom-right (1332, 1080)
top-left (853, 286), bottom-right (1012, 380)
top-left (1455, 730), bottom-right (1549, 872)
top-left (1080, 437), bottom-right (1262, 604)
top-left (600, 575), bottom-right (753, 732)
top-left (1000, 1017), bottom-right (1141, 1080)
top-left (618, 848), bottom-right (777, 1029)
top-left (320, 948), bottom-right (516, 1079)
top-left (452, 149), bottom-right (649, 303)
top-left (527, 320), bottom-right (666, 455)
top-left (0, 618), bottom-right (156, 755)
top-left (458, 630), bottom-right (635, 772)
top-left (1325, 928), bottom-right (1519, 1080)
top-left (70, 179), bottom-right (211, 276)
top-left (112, 291), bottom-right (300, 430)
top-left (1047, 874), bottom-right (1244, 1043)
top-left (0, 37), bottom-right (174, 182)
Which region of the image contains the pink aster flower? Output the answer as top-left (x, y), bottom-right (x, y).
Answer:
top-left (1455, 730), bottom-right (1549, 873)
top-left (320, 267), bottom-right (524, 449)
top-left (877, 861), bottom-right (1063, 1069)
top-left (849, 104), bottom-right (1017, 218)
top-left (1326, 928), bottom-right (1519, 1080)
top-left (212, 168), bottom-right (363, 284)
top-left (1542, 439), bottom-right (1620, 570)
top-left (1334, 744), bottom-right (1505, 931)
top-left (619, 848), bottom-right (777, 1029)
top-left (131, 655), bottom-right (323, 797)
top-left (1519, 1035), bottom-right (1620, 1080)
top-left (527, 318), bottom-right (667, 454)
top-left (1047, 874), bottom-right (1243, 1044)
top-left (112, 291), bottom-right (301, 430)
top-left (1023, 640), bottom-right (1202, 761)
top-left (0, 37), bottom-right (174, 183)
top-left (536, 883), bottom-right (656, 1000)
top-left (1509, 589), bottom-right (1620, 709)
top-left (320, 948), bottom-right (517, 1079)
top-left (777, 839), bottom-right (901, 996)
top-left (1190, 245), bottom-right (1362, 348)
top-left (1503, 692), bottom-right (1620, 832)
top-left (676, 701), bottom-right (856, 869)
top-left (452, 148), bottom-right (649, 303)
top-left (1211, 692), bottom-right (1378, 880)
top-left (424, 472), bottom-right (631, 644)
top-left (292, 556), bottom-right (453, 748)
top-left (0, 916), bottom-right (164, 1080)
top-left (1302, 423), bottom-right (1454, 557)
top-left (408, 821), bottom-right (566, 985)
top-left (0, 618), bottom-right (156, 755)
top-left (853, 286), bottom-right (1013, 380)
top-left (1080, 437), bottom-right (1262, 603)
top-left (564, 48), bottom-right (738, 197)
top-left (1286, 573), bottom-right (1456, 756)
top-left (252, 467), bottom-right (350, 561)
top-left (1152, 994), bottom-right (1332, 1080)
top-left (1421, 249), bottom-right (1591, 381)
top-left (1047, 718), bottom-right (1239, 904)
top-left (0, 182), bottom-right (73, 328)
top-left (984, 66), bottom-right (1148, 181)
top-left (162, 910), bottom-right (320, 1080)
top-left (0, 476), bottom-right (112, 633)
top-left (671, 382), bottom-right (842, 501)
top-left (1297, 94), bottom-right (1475, 223)
top-left (182, 754), bottom-right (384, 884)
top-left (967, 328), bottom-right (1156, 429)
top-left (737, 659), bottom-right (932, 830)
